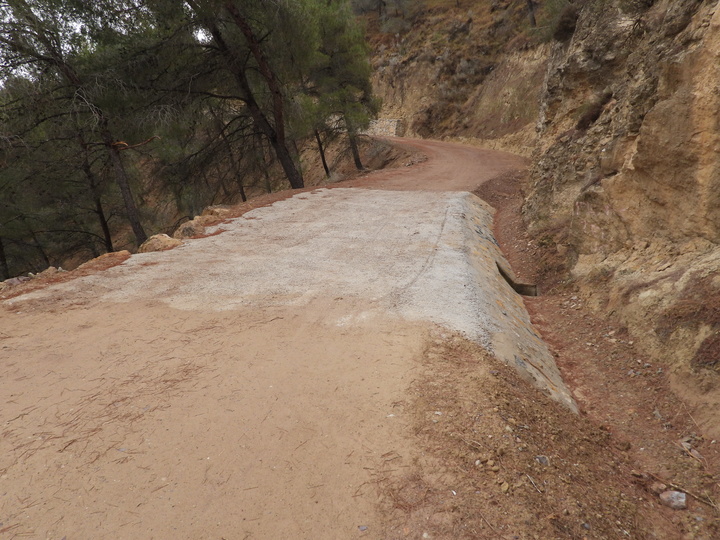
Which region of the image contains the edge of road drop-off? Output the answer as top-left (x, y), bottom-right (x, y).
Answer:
top-left (7, 187), bottom-right (577, 412)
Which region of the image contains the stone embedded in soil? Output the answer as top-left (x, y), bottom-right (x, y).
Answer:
top-left (650, 482), bottom-right (668, 495)
top-left (616, 440), bottom-right (631, 451)
top-left (659, 491), bottom-right (687, 510)
top-left (173, 220), bottom-right (206, 239)
top-left (138, 233), bottom-right (182, 253)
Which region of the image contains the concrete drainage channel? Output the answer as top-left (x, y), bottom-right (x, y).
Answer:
top-left (11, 188), bottom-right (576, 412)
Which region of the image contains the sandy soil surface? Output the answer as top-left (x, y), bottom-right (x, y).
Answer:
top-left (1, 139), bottom-right (718, 540)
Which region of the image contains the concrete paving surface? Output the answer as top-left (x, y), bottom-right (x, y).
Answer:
top-left (9, 187), bottom-right (576, 411)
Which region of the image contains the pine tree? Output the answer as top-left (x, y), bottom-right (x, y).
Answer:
top-left (0, 0), bottom-right (382, 275)
top-left (0, 0), bottom-right (149, 246)
top-left (184, 0), bottom-right (314, 189)
top-left (308, 0), bottom-right (380, 171)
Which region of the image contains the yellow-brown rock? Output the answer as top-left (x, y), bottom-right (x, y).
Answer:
top-left (138, 234), bottom-right (182, 253)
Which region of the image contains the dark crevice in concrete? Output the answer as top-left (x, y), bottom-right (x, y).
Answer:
top-left (496, 262), bottom-right (538, 296)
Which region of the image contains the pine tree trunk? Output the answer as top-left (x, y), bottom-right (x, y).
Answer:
top-left (314, 130), bottom-right (331, 177)
top-left (223, 3), bottom-right (304, 189)
top-left (188, 0), bottom-right (304, 189)
top-left (19, 217), bottom-right (50, 267)
top-left (263, 169), bottom-right (273, 194)
top-left (239, 85), bottom-right (303, 188)
top-left (348, 133), bottom-right (363, 170)
top-left (94, 195), bottom-right (114, 253)
top-left (79, 137), bottom-right (114, 253)
top-left (345, 117), bottom-right (364, 170)
top-left (270, 137), bottom-right (304, 189)
top-left (28, 227), bottom-right (50, 267)
top-left (211, 44), bottom-right (303, 189)
top-left (103, 132), bottom-right (148, 246)
top-left (0, 236), bottom-right (9, 280)
top-left (254, 134), bottom-right (273, 194)
top-left (237, 176), bottom-right (248, 203)
top-left (219, 129), bottom-right (247, 202)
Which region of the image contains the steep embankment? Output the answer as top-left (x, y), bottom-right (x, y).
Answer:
top-left (525, 0), bottom-right (720, 432)
top-left (370, 0), bottom-right (720, 435)
top-left (369, 1), bottom-right (548, 155)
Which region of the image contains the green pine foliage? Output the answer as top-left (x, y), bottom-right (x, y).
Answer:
top-left (0, 0), bottom-right (379, 278)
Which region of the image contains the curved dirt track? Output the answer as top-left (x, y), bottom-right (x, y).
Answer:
top-left (1, 140), bottom-right (553, 539)
top-left (348, 137), bottom-right (528, 192)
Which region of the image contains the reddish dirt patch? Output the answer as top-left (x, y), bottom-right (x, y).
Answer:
top-left (475, 168), bottom-right (720, 538)
top-left (378, 333), bottom-right (691, 539)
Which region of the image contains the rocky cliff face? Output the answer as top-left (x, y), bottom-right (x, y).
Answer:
top-left (369, 2), bottom-right (548, 155)
top-left (525, 0), bottom-right (720, 423)
top-left (371, 0), bottom-right (720, 432)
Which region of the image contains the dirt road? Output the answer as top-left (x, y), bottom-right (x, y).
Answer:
top-left (1, 139), bottom-right (717, 540)
top-left (346, 137), bottom-right (527, 192)
top-left (0, 139), bottom-right (529, 538)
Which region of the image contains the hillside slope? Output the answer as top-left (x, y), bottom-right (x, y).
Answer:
top-left (370, 0), bottom-right (720, 436)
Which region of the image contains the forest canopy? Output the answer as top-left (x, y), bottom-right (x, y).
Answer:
top-left (0, 0), bottom-right (378, 279)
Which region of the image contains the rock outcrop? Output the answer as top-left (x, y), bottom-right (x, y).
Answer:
top-left (371, 0), bottom-right (719, 431)
top-left (369, 3), bottom-right (548, 154)
top-left (523, 0), bottom-right (720, 428)
top-left (173, 220), bottom-right (207, 240)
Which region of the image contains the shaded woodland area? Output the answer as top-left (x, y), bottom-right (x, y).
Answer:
top-left (0, 0), bottom-right (379, 279)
